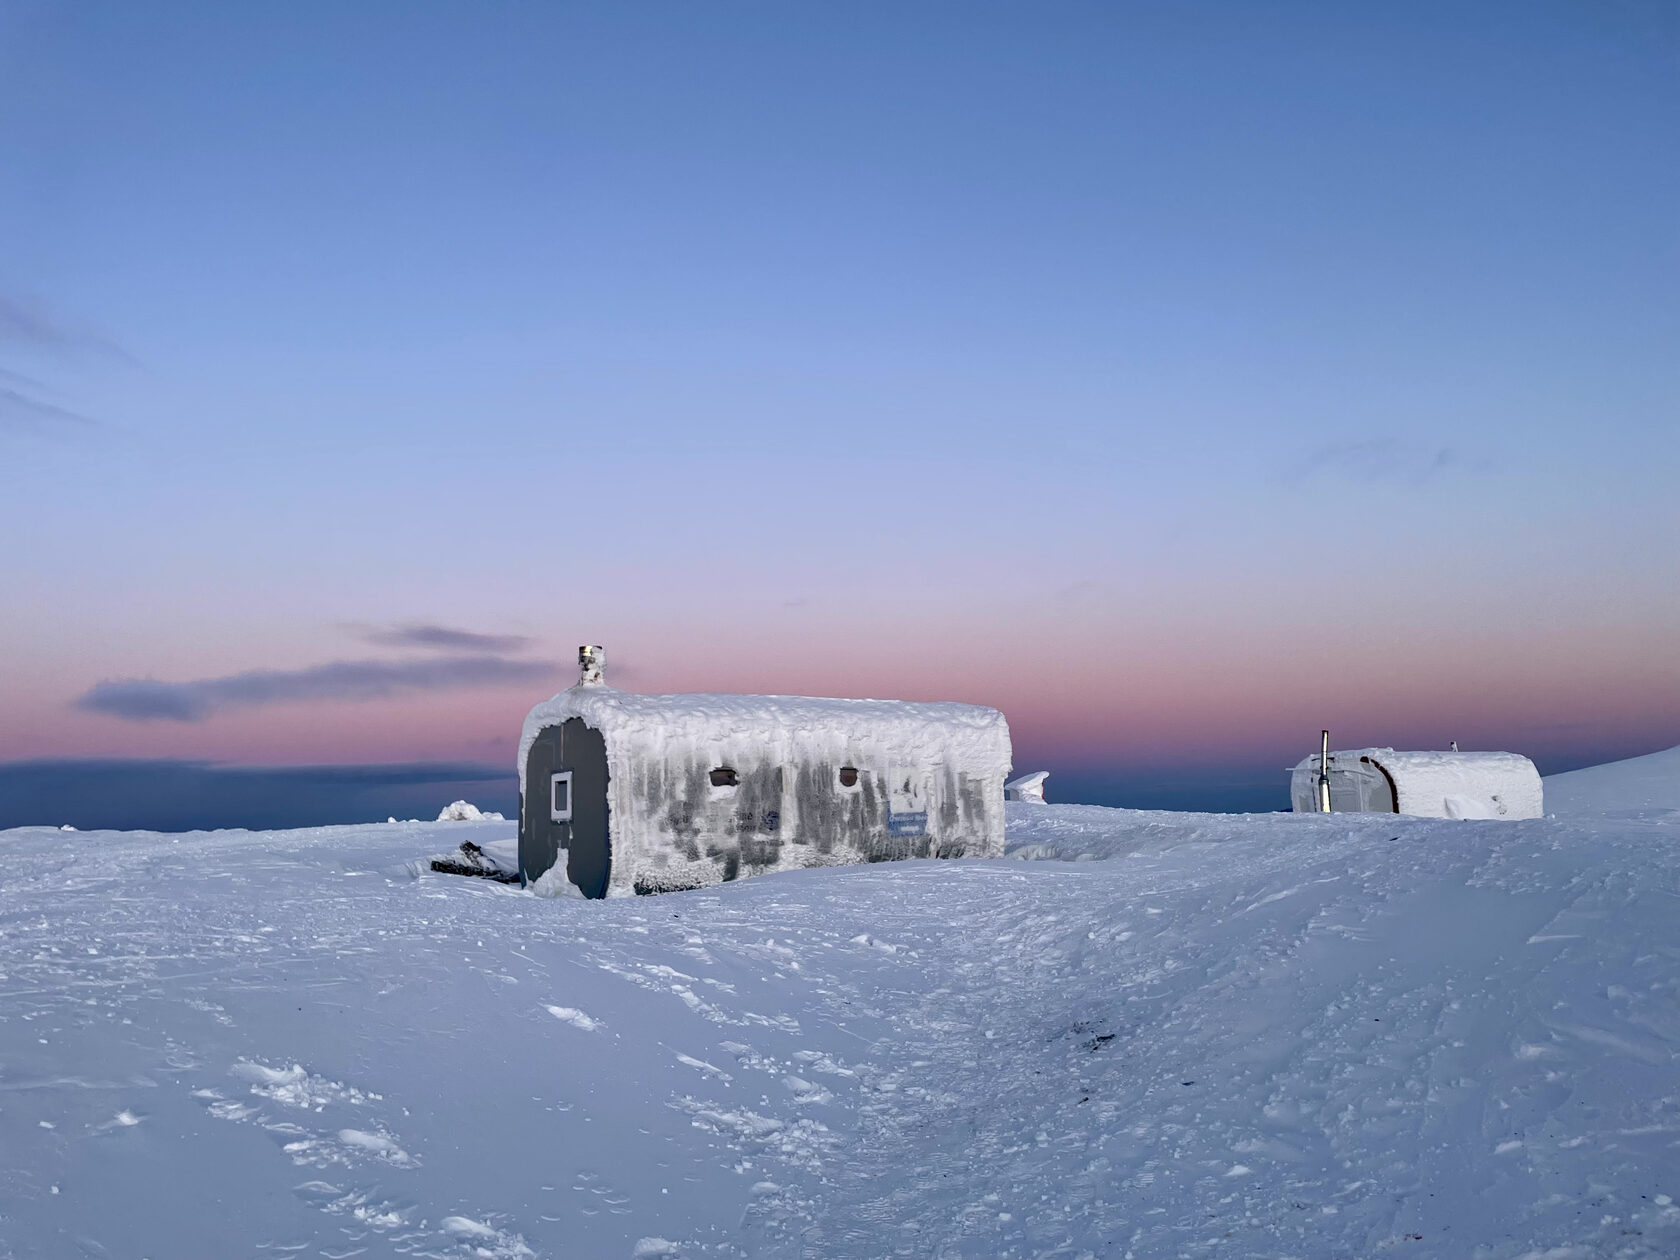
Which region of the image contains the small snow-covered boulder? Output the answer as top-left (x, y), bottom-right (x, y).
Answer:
top-left (436, 800), bottom-right (505, 823)
top-left (429, 839), bottom-right (519, 882)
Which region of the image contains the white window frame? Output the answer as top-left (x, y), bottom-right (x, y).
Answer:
top-left (550, 771), bottom-right (574, 823)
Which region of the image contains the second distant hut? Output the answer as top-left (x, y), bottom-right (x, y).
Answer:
top-left (1290, 747), bottom-right (1542, 819)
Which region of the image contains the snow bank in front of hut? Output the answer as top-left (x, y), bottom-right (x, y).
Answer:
top-left (1003, 799), bottom-right (1257, 861)
top-left (4, 787), bottom-right (1679, 1258)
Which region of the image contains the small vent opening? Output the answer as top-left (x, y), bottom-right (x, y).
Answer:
top-left (709, 767), bottom-right (739, 788)
top-left (838, 766), bottom-right (859, 788)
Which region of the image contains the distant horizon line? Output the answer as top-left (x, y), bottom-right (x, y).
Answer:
top-left (3, 734), bottom-right (1671, 779)
top-left (2, 741), bottom-right (1673, 836)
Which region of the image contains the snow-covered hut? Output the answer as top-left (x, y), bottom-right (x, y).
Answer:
top-left (517, 648), bottom-right (1013, 898)
top-left (1289, 748), bottom-right (1543, 820)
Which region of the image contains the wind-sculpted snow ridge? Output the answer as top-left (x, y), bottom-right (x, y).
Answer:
top-left (2, 802), bottom-right (1678, 1258)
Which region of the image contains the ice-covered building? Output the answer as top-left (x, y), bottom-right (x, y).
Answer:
top-left (1289, 748), bottom-right (1543, 820)
top-left (517, 648), bottom-right (1013, 898)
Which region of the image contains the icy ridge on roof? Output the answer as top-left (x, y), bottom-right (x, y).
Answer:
top-left (518, 685), bottom-right (1009, 799)
top-left (1323, 748), bottom-right (1535, 773)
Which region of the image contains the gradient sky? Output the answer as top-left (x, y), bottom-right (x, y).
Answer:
top-left (2, 2), bottom-right (1677, 824)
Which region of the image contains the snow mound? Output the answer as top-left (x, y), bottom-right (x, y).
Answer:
top-left (436, 800), bottom-right (505, 822)
top-left (1003, 799), bottom-right (1271, 862)
top-left (1545, 744), bottom-right (1680, 816)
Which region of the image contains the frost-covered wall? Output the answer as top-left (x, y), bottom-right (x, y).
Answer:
top-left (1290, 749), bottom-right (1543, 820)
top-left (519, 687), bottom-right (1012, 896)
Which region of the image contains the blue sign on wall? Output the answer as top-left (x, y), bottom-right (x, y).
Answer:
top-left (887, 810), bottom-right (928, 838)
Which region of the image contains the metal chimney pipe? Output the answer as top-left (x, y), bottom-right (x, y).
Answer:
top-left (578, 645), bottom-right (606, 686)
top-left (1317, 729), bottom-right (1332, 814)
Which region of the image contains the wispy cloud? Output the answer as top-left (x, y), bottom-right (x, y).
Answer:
top-left (1, 292), bottom-right (124, 434)
top-left (0, 385), bottom-right (99, 431)
top-left (0, 292), bottom-right (125, 357)
top-left (356, 623), bottom-right (533, 654)
top-left (76, 655), bottom-right (558, 722)
top-left (0, 294), bottom-right (76, 348)
top-left (1055, 579), bottom-right (1102, 603)
top-left (0, 364), bottom-right (49, 390)
top-left (1287, 440), bottom-right (1493, 487)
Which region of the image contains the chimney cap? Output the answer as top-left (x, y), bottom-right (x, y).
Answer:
top-left (578, 645), bottom-right (606, 686)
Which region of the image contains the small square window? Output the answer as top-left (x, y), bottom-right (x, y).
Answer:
top-left (550, 771), bottom-right (573, 823)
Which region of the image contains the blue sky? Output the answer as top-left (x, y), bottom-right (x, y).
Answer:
top-left (2, 1), bottom-right (1676, 826)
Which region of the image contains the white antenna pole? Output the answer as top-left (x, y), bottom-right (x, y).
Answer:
top-left (1318, 729), bottom-right (1332, 813)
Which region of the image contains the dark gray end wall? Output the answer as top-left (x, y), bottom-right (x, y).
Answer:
top-left (520, 718), bottom-right (611, 898)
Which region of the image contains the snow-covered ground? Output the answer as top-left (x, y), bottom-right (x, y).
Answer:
top-left (1, 750), bottom-right (1677, 1259)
